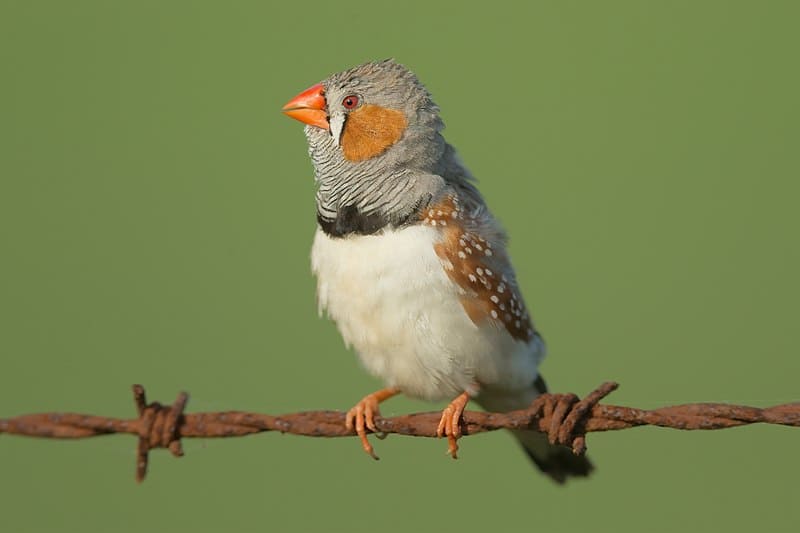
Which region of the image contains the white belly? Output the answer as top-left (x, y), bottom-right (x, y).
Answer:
top-left (310, 225), bottom-right (543, 401)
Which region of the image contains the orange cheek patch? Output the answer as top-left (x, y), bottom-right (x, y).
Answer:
top-left (341, 104), bottom-right (408, 162)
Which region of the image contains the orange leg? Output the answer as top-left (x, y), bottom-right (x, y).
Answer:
top-left (436, 391), bottom-right (471, 459)
top-left (345, 387), bottom-right (401, 460)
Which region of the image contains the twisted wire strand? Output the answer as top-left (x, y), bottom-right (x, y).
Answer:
top-left (1, 382), bottom-right (798, 482)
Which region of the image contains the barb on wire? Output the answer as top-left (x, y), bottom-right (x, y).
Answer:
top-left (1, 381), bottom-right (798, 482)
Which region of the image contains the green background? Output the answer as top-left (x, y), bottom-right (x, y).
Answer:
top-left (1, 1), bottom-right (798, 532)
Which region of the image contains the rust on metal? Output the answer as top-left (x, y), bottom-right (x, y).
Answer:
top-left (1, 381), bottom-right (798, 482)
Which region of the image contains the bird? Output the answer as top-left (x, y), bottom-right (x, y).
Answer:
top-left (282, 59), bottom-right (593, 483)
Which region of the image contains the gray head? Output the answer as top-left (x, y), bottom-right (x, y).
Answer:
top-left (283, 59), bottom-right (455, 237)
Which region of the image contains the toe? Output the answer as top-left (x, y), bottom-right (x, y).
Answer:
top-left (360, 434), bottom-right (378, 460)
top-left (447, 434), bottom-right (459, 459)
top-left (343, 388), bottom-right (401, 460)
top-left (345, 407), bottom-right (356, 431)
top-left (437, 391), bottom-right (471, 458)
top-left (451, 410), bottom-right (461, 439)
top-left (354, 403), bottom-right (378, 460)
top-left (364, 403), bottom-right (378, 433)
top-left (436, 407), bottom-right (450, 438)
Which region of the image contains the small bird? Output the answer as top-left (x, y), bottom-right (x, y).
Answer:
top-left (282, 59), bottom-right (592, 483)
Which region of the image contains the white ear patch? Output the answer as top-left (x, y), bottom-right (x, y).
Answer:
top-left (329, 113), bottom-right (346, 146)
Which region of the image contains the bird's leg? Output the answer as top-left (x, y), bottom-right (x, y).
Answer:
top-left (436, 391), bottom-right (471, 459)
top-left (345, 387), bottom-right (401, 460)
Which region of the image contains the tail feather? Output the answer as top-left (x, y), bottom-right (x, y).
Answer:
top-left (519, 373), bottom-right (593, 483)
top-left (479, 374), bottom-right (594, 484)
top-left (513, 429), bottom-right (594, 484)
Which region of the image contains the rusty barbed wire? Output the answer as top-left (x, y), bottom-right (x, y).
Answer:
top-left (1, 381), bottom-right (798, 482)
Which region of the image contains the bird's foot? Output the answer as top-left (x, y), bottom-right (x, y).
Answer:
top-left (436, 391), bottom-right (471, 459)
top-left (345, 387), bottom-right (401, 460)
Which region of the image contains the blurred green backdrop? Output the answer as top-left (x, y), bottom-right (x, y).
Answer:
top-left (1, 1), bottom-right (798, 532)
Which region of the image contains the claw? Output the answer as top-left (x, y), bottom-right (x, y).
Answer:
top-left (345, 388), bottom-right (401, 460)
top-left (436, 391), bottom-right (471, 459)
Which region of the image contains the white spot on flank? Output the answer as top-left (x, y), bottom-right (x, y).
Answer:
top-left (468, 274), bottom-right (477, 282)
top-left (431, 220), bottom-right (437, 226)
top-left (497, 284), bottom-right (505, 293)
top-left (490, 295), bottom-right (499, 303)
top-left (490, 310), bottom-right (498, 319)
top-left (465, 247), bottom-right (472, 255)
top-left (475, 244), bottom-right (483, 251)
top-left (484, 249), bottom-right (493, 256)
top-left (515, 320), bottom-right (521, 328)
top-left (458, 251), bottom-right (466, 259)
top-left (476, 267), bottom-right (484, 276)
top-left (437, 210), bottom-right (443, 216)
top-left (485, 269), bottom-right (493, 277)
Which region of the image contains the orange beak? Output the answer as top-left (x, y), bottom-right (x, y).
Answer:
top-left (282, 83), bottom-right (329, 131)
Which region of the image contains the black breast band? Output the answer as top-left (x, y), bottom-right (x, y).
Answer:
top-left (317, 205), bottom-right (392, 237)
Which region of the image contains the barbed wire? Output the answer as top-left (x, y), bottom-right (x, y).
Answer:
top-left (1, 381), bottom-right (798, 482)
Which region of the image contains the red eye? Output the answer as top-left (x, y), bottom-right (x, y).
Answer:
top-left (342, 95), bottom-right (360, 109)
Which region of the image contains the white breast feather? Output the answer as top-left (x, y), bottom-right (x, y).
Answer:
top-left (311, 225), bottom-right (543, 401)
